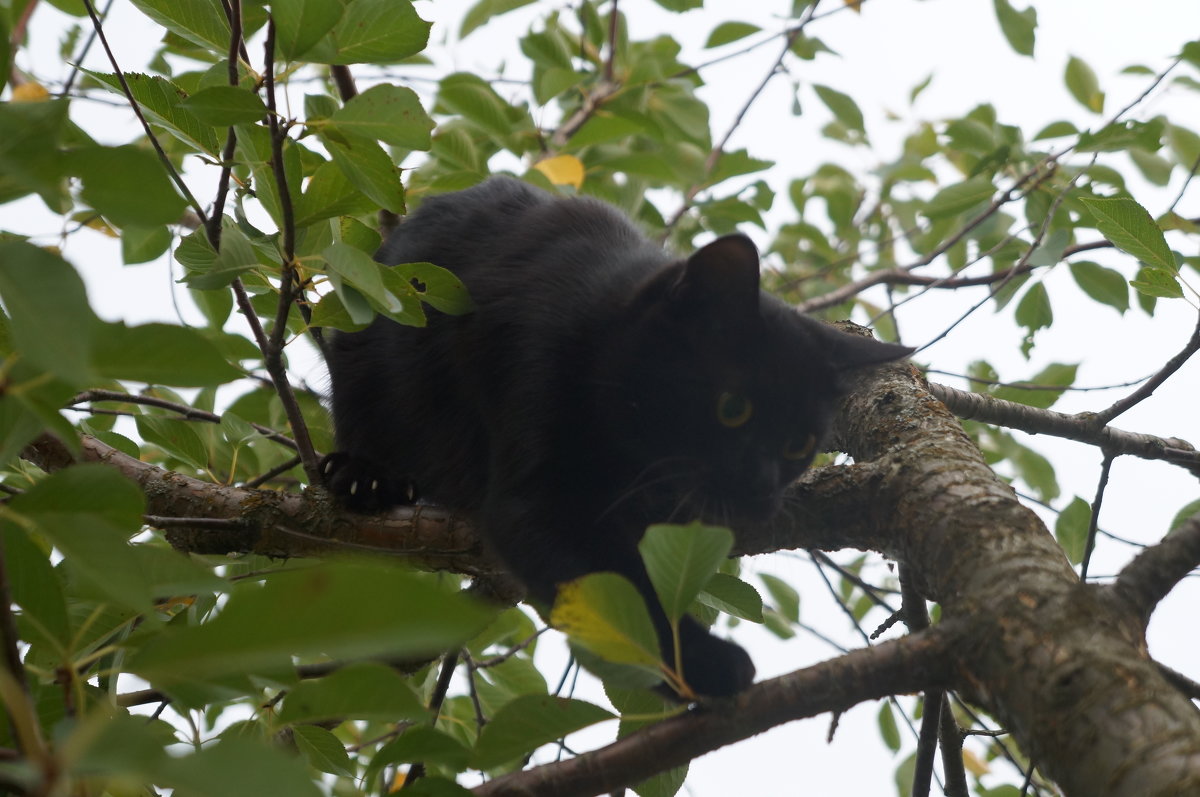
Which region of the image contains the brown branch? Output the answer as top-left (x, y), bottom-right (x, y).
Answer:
top-left (1111, 512), bottom-right (1200, 626)
top-left (927, 382), bottom-right (1200, 476)
top-left (21, 434), bottom-right (502, 585)
top-left (473, 625), bottom-right (957, 797)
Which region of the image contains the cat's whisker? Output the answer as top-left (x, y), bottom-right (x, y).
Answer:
top-left (596, 457), bottom-right (693, 524)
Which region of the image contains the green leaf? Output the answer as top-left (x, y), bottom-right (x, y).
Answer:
top-left (1169, 498), bottom-right (1200, 532)
top-left (323, 242), bottom-right (389, 301)
top-left (437, 73), bottom-right (527, 149)
top-left (292, 725), bottom-right (355, 777)
top-left (11, 465), bottom-right (152, 613)
top-left (1055, 496), bottom-right (1091, 565)
top-left (1033, 120), bottom-right (1079, 140)
top-left (93, 322), bottom-right (242, 386)
top-left (760, 574), bottom-right (800, 623)
top-left (1080, 197), bottom-right (1175, 272)
top-left (651, 0), bottom-right (703, 10)
top-left (387, 262), bottom-right (475, 315)
top-left (327, 0), bottom-right (431, 64)
top-left (130, 562), bottom-right (495, 696)
top-left (1130, 148), bottom-right (1173, 186)
top-left (878, 701), bottom-right (901, 752)
top-left (121, 224), bottom-right (173, 264)
top-left (234, 124), bottom-right (305, 228)
top-left (0, 98), bottom-right (69, 209)
top-left (1069, 260), bottom-right (1129, 313)
top-left (0, 242), bottom-right (97, 384)
top-left (550, 573), bottom-right (662, 671)
top-left (322, 132), bottom-right (405, 213)
top-left (472, 696), bottom-right (613, 770)
top-left (1078, 119), bottom-right (1165, 153)
top-left (296, 161), bottom-right (380, 225)
top-left (128, 0), bottom-right (232, 53)
top-left (812, 83), bottom-right (864, 134)
top-left (1129, 267), bottom-right (1184, 299)
top-left (992, 363), bottom-right (1078, 409)
top-left (705, 21), bottom-right (760, 48)
top-left (1, 524), bottom-right (70, 647)
top-left (1015, 282), bottom-right (1053, 332)
top-left (178, 85), bottom-right (268, 126)
top-left (460, 0), bottom-right (537, 38)
top-left (924, 176), bottom-right (995, 220)
top-left (328, 83), bottom-right (434, 150)
top-left (696, 573), bottom-right (763, 623)
top-left (85, 70), bottom-right (221, 156)
top-left (992, 0), bottom-right (1036, 56)
top-left (159, 737), bottom-right (323, 797)
top-left (272, 0), bottom-right (344, 60)
top-left (67, 145), bottom-right (187, 227)
top-left (277, 662), bottom-right (426, 725)
top-left (371, 727), bottom-right (471, 777)
top-left (136, 415), bottom-right (210, 471)
top-left (639, 523), bottom-right (733, 624)
top-left (1065, 55), bottom-right (1105, 113)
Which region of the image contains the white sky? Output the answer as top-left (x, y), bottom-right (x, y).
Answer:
top-left (8, 1), bottom-right (1200, 795)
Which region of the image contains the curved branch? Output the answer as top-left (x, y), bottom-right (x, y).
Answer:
top-left (473, 624), bottom-right (958, 797)
top-left (1111, 512), bottom-right (1200, 625)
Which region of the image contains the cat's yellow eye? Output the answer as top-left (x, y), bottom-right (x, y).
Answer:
top-left (717, 391), bottom-right (753, 428)
top-left (783, 434), bottom-right (816, 461)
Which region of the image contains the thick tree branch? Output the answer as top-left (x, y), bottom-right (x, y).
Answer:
top-left (1111, 512), bottom-right (1200, 625)
top-left (473, 625), bottom-right (958, 797)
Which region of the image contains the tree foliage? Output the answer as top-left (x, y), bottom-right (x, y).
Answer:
top-left (0, 1), bottom-right (1198, 795)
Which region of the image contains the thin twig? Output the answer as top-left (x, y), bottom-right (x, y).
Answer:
top-left (69, 389), bottom-right (299, 451)
top-left (1080, 453), bottom-right (1115, 582)
top-left (810, 549), bottom-right (872, 646)
top-left (1094, 313), bottom-right (1200, 426)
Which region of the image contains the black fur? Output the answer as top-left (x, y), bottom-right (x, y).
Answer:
top-left (323, 177), bottom-right (913, 697)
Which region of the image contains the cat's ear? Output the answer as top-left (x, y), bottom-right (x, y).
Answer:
top-left (809, 322), bottom-right (916, 372)
top-left (676, 234), bottom-right (761, 310)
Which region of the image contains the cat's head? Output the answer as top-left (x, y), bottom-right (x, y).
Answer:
top-left (601, 234), bottom-right (913, 523)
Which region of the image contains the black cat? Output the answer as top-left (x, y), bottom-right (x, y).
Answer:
top-left (322, 177), bottom-right (913, 697)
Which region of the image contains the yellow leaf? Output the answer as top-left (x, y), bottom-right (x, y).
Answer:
top-left (534, 153), bottom-right (585, 189)
top-left (549, 575), bottom-right (661, 669)
top-left (12, 82), bottom-right (50, 102)
top-left (962, 748), bottom-right (990, 776)
top-left (844, 0), bottom-right (863, 11)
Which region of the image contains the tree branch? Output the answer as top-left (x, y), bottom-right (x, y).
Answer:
top-left (473, 625), bottom-right (957, 797)
top-left (927, 382), bottom-right (1200, 476)
top-left (1111, 512), bottom-right (1200, 626)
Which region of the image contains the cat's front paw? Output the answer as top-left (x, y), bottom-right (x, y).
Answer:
top-left (319, 452), bottom-right (418, 512)
top-left (679, 625), bottom-right (755, 698)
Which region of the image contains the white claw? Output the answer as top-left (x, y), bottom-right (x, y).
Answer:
top-left (349, 481), bottom-right (358, 496)
top-left (406, 484), bottom-right (415, 502)
top-left (371, 480), bottom-right (379, 492)
top-left (323, 458), bottom-right (333, 474)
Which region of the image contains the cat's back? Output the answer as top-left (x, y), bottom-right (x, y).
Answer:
top-left (378, 177), bottom-right (657, 298)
